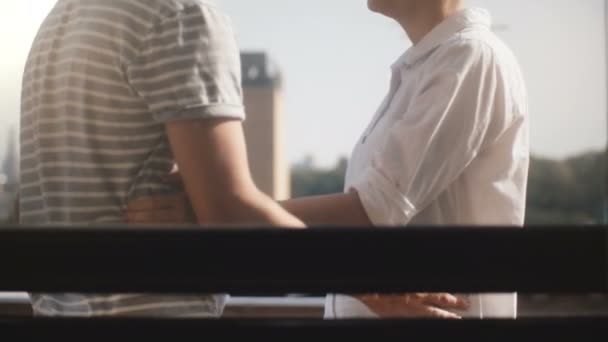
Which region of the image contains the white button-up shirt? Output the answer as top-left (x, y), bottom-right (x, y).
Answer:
top-left (326, 8), bottom-right (530, 319)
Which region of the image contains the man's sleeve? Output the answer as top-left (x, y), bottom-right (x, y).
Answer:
top-left (127, 4), bottom-right (245, 123)
top-left (351, 42), bottom-right (510, 226)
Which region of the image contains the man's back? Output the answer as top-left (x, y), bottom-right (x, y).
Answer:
top-left (20, 0), bottom-right (243, 316)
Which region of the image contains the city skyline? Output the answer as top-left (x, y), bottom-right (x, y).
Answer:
top-left (0, 0), bottom-right (607, 167)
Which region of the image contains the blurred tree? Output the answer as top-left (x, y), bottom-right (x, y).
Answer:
top-left (526, 150), bottom-right (605, 225)
top-left (291, 157), bottom-right (347, 197)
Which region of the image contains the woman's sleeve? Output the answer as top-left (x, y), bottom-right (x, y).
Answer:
top-left (350, 42), bottom-right (509, 225)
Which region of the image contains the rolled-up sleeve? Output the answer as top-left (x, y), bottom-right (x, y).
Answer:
top-left (127, 4), bottom-right (245, 123)
top-left (351, 42), bottom-right (508, 225)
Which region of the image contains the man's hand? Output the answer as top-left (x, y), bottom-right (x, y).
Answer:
top-left (356, 293), bottom-right (469, 319)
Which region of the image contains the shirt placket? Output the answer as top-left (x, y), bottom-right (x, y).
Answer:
top-left (362, 69), bottom-right (403, 144)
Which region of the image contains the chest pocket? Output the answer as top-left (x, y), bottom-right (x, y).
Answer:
top-left (361, 70), bottom-right (418, 144)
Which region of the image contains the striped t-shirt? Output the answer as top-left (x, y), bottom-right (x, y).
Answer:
top-left (20, 0), bottom-right (244, 317)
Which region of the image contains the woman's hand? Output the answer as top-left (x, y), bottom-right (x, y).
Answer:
top-left (356, 293), bottom-right (469, 319)
top-left (126, 170), bottom-right (193, 224)
top-left (127, 192), bottom-right (195, 224)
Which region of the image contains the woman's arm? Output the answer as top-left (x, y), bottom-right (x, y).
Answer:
top-left (279, 191), bottom-right (372, 226)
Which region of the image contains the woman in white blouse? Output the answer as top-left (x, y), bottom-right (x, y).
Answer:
top-left (128, 0), bottom-right (529, 319)
top-left (284, 0), bottom-right (529, 319)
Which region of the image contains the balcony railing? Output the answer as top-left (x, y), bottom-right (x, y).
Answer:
top-left (0, 225), bottom-right (606, 340)
top-left (0, 293), bottom-right (325, 318)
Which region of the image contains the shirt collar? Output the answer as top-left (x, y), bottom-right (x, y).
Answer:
top-left (393, 7), bottom-right (492, 69)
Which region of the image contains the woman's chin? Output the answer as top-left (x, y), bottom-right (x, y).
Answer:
top-left (367, 0), bottom-right (381, 13)
top-left (367, 0), bottom-right (395, 17)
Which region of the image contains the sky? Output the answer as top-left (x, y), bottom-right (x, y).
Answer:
top-left (0, 0), bottom-right (606, 167)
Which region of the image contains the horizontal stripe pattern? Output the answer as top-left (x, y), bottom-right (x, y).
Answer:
top-left (31, 294), bottom-right (226, 317)
top-left (21, 0), bottom-right (243, 317)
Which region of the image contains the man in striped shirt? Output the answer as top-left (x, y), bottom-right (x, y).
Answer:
top-left (20, 0), bottom-right (305, 317)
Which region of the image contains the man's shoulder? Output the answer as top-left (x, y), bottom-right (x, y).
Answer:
top-left (142, 0), bottom-right (226, 18)
top-left (157, 0), bottom-right (220, 10)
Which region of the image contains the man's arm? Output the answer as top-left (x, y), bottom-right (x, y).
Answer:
top-left (165, 118), bottom-right (304, 228)
top-left (126, 174), bottom-right (370, 227)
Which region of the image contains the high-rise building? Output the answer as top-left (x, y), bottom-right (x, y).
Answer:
top-left (240, 52), bottom-right (291, 200)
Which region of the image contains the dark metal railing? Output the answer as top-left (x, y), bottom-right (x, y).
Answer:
top-left (0, 225), bottom-right (607, 340)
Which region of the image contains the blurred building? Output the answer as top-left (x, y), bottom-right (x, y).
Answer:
top-left (240, 52), bottom-right (290, 200)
